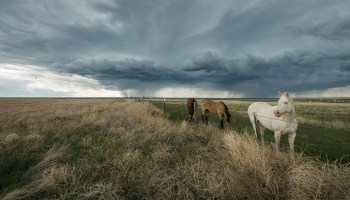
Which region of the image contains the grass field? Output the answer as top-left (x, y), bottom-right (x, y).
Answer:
top-left (151, 99), bottom-right (350, 163)
top-left (1, 98), bottom-right (349, 199)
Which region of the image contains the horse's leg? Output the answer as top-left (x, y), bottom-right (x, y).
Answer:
top-left (201, 109), bottom-right (205, 124)
top-left (288, 132), bottom-right (296, 152)
top-left (274, 131), bottom-right (281, 150)
top-left (205, 111), bottom-right (209, 125)
top-left (220, 119), bottom-right (224, 129)
top-left (219, 112), bottom-right (227, 129)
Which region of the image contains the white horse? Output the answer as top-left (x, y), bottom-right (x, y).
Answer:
top-left (247, 92), bottom-right (298, 151)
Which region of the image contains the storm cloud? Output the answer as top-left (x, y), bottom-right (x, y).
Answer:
top-left (0, 0), bottom-right (349, 97)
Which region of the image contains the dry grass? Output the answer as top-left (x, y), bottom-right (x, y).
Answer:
top-left (2, 146), bottom-right (71, 200)
top-left (1, 99), bottom-right (349, 199)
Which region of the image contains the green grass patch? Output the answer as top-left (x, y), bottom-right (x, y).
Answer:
top-left (153, 99), bottom-right (350, 164)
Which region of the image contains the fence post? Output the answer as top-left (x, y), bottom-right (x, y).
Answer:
top-left (253, 112), bottom-right (260, 141)
top-left (163, 98), bottom-right (166, 115)
top-left (149, 97), bottom-right (152, 106)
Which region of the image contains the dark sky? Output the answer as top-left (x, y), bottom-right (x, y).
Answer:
top-left (0, 0), bottom-right (349, 97)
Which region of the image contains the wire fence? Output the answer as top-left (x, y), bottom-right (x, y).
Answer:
top-left (249, 113), bottom-right (298, 124)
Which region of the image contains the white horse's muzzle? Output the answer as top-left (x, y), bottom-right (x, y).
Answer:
top-left (274, 110), bottom-right (282, 117)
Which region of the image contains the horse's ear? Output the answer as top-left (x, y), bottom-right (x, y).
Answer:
top-left (284, 92), bottom-right (289, 98)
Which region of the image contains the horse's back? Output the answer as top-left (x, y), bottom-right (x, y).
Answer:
top-left (201, 99), bottom-right (226, 115)
top-left (201, 99), bottom-right (211, 109)
top-left (248, 102), bottom-right (272, 114)
top-left (248, 102), bottom-right (276, 131)
top-left (201, 99), bottom-right (210, 105)
top-left (248, 102), bottom-right (274, 120)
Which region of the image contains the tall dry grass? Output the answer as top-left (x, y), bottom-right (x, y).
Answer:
top-left (0, 99), bottom-right (349, 199)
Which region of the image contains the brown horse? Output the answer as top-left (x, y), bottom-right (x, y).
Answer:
top-left (201, 99), bottom-right (231, 129)
top-left (187, 98), bottom-right (197, 122)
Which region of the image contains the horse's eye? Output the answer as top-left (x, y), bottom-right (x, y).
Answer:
top-left (284, 102), bottom-right (288, 105)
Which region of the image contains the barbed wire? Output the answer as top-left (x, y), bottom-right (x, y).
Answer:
top-left (248, 113), bottom-right (298, 124)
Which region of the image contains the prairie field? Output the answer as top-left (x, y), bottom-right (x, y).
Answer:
top-left (1, 98), bottom-right (350, 199)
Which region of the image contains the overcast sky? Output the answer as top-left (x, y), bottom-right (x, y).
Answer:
top-left (1, 0), bottom-right (349, 98)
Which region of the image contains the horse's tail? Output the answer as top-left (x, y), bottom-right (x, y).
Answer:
top-left (223, 103), bottom-right (231, 120)
top-left (223, 103), bottom-right (232, 129)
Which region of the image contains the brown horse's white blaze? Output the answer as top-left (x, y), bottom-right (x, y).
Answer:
top-left (201, 99), bottom-right (231, 129)
top-left (187, 98), bottom-right (197, 122)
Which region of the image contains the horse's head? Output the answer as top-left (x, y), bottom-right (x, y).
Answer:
top-left (274, 92), bottom-right (294, 117)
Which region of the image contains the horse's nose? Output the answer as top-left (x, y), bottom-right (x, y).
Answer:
top-left (274, 111), bottom-right (280, 117)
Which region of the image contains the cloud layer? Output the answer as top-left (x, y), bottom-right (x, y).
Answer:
top-left (0, 0), bottom-right (349, 97)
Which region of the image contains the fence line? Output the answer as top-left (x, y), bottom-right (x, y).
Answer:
top-left (149, 98), bottom-right (296, 124)
top-left (240, 113), bottom-right (349, 132)
top-left (146, 99), bottom-right (350, 133)
top-left (248, 113), bottom-right (298, 124)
